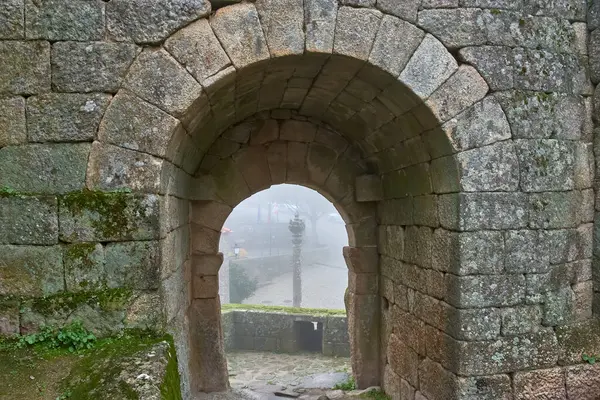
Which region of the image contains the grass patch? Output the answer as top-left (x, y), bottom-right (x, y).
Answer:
top-left (222, 303), bottom-right (346, 316)
top-left (360, 390), bottom-right (391, 400)
top-left (333, 376), bottom-right (356, 391)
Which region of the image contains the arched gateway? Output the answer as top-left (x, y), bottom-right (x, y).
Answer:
top-left (0, 0), bottom-right (598, 398)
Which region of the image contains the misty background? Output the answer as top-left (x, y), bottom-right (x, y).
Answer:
top-left (218, 184), bottom-right (349, 309)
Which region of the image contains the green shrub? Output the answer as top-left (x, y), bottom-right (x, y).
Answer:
top-left (229, 263), bottom-right (258, 303)
top-left (18, 320), bottom-right (96, 353)
top-left (333, 376), bottom-right (356, 391)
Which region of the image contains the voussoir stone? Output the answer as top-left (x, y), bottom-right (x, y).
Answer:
top-left (459, 46), bottom-right (514, 91)
top-left (0, 41), bottom-right (50, 95)
top-left (164, 19), bottom-right (231, 84)
top-left (25, 0), bottom-right (105, 41)
top-left (106, 0), bottom-right (211, 44)
top-left (52, 41), bottom-right (140, 93)
top-left (0, 96), bottom-right (26, 147)
top-left (0, 0), bottom-right (24, 39)
top-left (0, 143), bottom-right (90, 194)
top-left (211, 3), bottom-right (270, 69)
top-left (418, 8), bottom-right (487, 49)
top-left (27, 93), bottom-right (111, 143)
top-left (334, 6), bottom-right (382, 61)
top-left (399, 34), bottom-right (458, 99)
top-left (124, 49), bottom-right (204, 120)
top-left (304, 0), bottom-right (338, 53)
top-left (0, 245), bottom-right (63, 296)
top-left (376, 0), bottom-right (420, 23)
top-left (256, 0), bottom-right (304, 57)
top-left (98, 91), bottom-right (183, 159)
top-left (369, 15), bottom-right (424, 78)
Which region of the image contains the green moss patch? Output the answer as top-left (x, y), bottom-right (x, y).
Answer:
top-left (222, 303), bottom-right (346, 316)
top-left (28, 288), bottom-right (134, 316)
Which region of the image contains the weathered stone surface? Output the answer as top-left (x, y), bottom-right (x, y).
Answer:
top-left (280, 120), bottom-right (317, 142)
top-left (446, 274), bottom-right (526, 308)
top-left (0, 143), bottom-right (89, 194)
top-left (334, 6), bottom-right (382, 61)
top-left (105, 241), bottom-right (160, 290)
top-left (25, 0), bottom-right (104, 41)
top-left (427, 65), bottom-right (489, 123)
top-left (64, 243), bottom-right (105, 291)
top-left (0, 301), bottom-right (19, 336)
top-left (376, 0), bottom-right (420, 23)
top-left (304, 0), bottom-right (337, 53)
top-left (0, 40), bottom-right (50, 95)
top-left (455, 330), bottom-right (558, 375)
top-left (232, 145), bottom-right (271, 192)
top-left (256, 0), bottom-right (304, 57)
top-left (400, 34), bottom-right (458, 99)
top-left (589, 29), bottom-right (600, 84)
top-left (453, 141), bottom-right (519, 192)
top-left (355, 175), bottom-right (382, 202)
top-left (566, 363), bottom-right (600, 399)
top-left (514, 367), bottom-right (566, 400)
top-left (27, 93), bottom-right (111, 142)
top-left (211, 3), bottom-right (270, 69)
top-left (0, 196), bottom-right (58, 245)
top-left (59, 191), bottom-right (160, 243)
top-left (0, 0), bottom-right (24, 39)
top-left (124, 49), bottom-right (204, 120)
top-left (417, 9), bottom-right (487, 49)
top-left (515, 139), bottom-right (575, 192)
top-left (501, 305), bottom-right (543, 336)
top-left (556, 319), bottom-right (600, 365)
top-left (432, 229), bottom-right (504, 275)
top-left (421, 0), bottom-right (458, 8)
top-left (98, 91), bottom-right (183, 159)
top-left (106, 0), bottom-right (211, 44)
top-left (52, 41), bottom-right (140, 93)
top-left (387, 333), bottom-right (419, 386)
top-left (86, 142), bottom-right (164, 193)
top-left (529, 191), bottom-right (589, 229)
top-left (0, 245), bottom-right (63, 296)
top-left (210, 157), bottom-right (250, 206)
top-left (418, 358), bottom-right (458, 400)
top-left (524, 0), bottom-right (586, 21)
top-left (458, 46), bottom-right (514, 91)
top-left (457, 374), bottom-right (513, 400)
top-left (450, 192), bottom-right (528, 231)
top-left (504, 230), bottom-right (549, 274)
top-left (495, 91), bottom-right (585, 140)
top-left (369, 15), bottom-right (424, 77)
top-left (0, 96), bottom-right (26, 147)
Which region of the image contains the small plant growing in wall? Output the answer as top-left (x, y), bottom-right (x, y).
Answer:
top-left (583, 354), bottom-right (598, 364)
top-left (333, 376), bottom-right (356, 391)
top-left (18, 320), bottom-right (97, 353)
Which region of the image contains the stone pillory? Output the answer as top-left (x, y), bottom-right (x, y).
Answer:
top-left (0, 0), bottom-right (599, 399)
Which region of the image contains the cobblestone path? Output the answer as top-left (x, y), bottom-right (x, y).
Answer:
top-left (227, 350), bottom-right (351, 391)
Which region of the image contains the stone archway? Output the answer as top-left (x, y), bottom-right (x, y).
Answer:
top-left (188, 117), bottom-right (379, 392)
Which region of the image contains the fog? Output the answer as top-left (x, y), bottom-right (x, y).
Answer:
top-left (219, 184), bottom-right (349, 309)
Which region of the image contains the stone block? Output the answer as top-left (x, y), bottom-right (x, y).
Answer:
top-left (124, 49), bottom-right (204, 122)
top-left (25, 0), bottom-right (104, 41)
top-left (304, 0), bottom-right (337, 53)
top-left (504, 230), bottom-right (550, 274)
top-left (376, 0), bottom-right (420, 23)
top-left (255, 0), bottom-right (304, 57)
top-left (458, 192), bottom-right (528, 231)
top-left (104, 241), bottom-right (160, 290)
top-left (382, 163), bottom-right (432, 199)
top-left (52, 41), bottom-right (140, 93)
top-left (64, 243), bottom-right (105, 292)
top-left (334, 7), bottom-right (381, 61)
top-left (0, 301), bottom-right (19, 336)
top-left (324, 150), bottom-right (362, 200)
top-left (27, 93), bottom-right (111, 142)
top-left (0, 143), bottom-right (89, 194)
top-left (556, 319), bottom-right (600, 365)
top-left (387, 333), bottom-right (419, 386)
top-left (0, 40), bottom-right (50, 95)
top-left (515, 139), bottom-right (575, 192)
top-left (0, 196), bottom-right (58, 245)
top-left (446, 274), bottom-right (525, 308)
top-left (455, 141), bottom-right (519, 192)
top-left (355, 175), bottom-right (382, 202)
top-left (418, 358), bottom-right (458, 400)
top-left (86, 142), bottom-right (164, 193)
top-left (232, 145), bottom-right (271, 192)
top-left (0, 0), bottom-right (24, 39)
top-left (495, 91), bottom-right (585, 140)
top-left (369, 15), bottom-right (424, 77)
top-left (457, 374), bottom-right (513, 400)
top-left (343, 246), bottom-right (378, 273)
top-left (211, 3), bottom-right (270, 69)
top-left (529, 191), bottom-right (587, 229)
top-left (421, 0), bottom-right (458, 7)
top-left (106, 0), bottom-right (210, 44)
top-left (404, 226), bottom-right (433, 268)
top-left (417, 9), bottom-right (487, 49)
top-left (514, 367), bottom-right (566, 400)
top-left (454, 330), bottom-right (558, 376)
top-left (458, 46), bottom-right (513, 91)
top-left (0, 245), bottom-right (63, 296)
top-left (566, 363), bottom-right (600, 399)
top-left (501, 305), bottom-right (543, 336)
top-left (280, 120), bottom-right (317, 142)
top-left (58, 191), bottom-right (160, 242)
top-left (164, 19), bottom-right (230, 84)
top-left (426, 65), bottom-right (489, 123)
top-left (190, 224), bottom-right (220, 255)
top-left (0, 96), bottom-right (26, 147)
top-left (193, 274), bottom-right (218, 299)
top-left (432, 229), bottom-right (504, 275)
top-left (125, 291), bottom-right (162, 330)
top-left (452, 307), bottom-right (501, 341)
top-left (306, 142), bottom-right (337, 186)
top-left (379, 226), bottom-right (404, 261)
top-left (399, 34), bottom-right (457, 99)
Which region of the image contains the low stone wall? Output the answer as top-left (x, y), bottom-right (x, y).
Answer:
top-left (222, 309), bottom-right (349, 357)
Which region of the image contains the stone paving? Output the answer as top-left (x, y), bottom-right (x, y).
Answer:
top-left (227, 350), bottom-right (351, 392)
